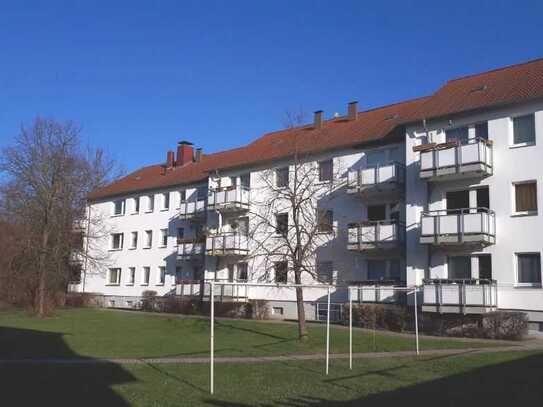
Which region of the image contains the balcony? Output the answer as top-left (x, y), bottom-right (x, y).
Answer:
top-left (179, 199), bottom-right (206, 221)
top-left (349, 282), bottom-right (406, 304)
top-left (206, 232), bottom-right (249, 256)
top-left (422, 279), bottom-right (498, 313)
top-left (418, 138), bottom-right (493, 181)
top-left (176, 279), bottom-right (248, 301)
top-left (177, 239), bottom-right (205, 261)
top-left (207, 186), bottom-right (250, 212)
top-left (347, 162), bottom-right (404, 198)
top-left (347, 220), bottom-right (404, 252)
top-left (420, 208), bottom-right (495, 246)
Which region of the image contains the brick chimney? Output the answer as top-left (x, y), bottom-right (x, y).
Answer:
top-left (314, 110), bottom-right (323, 129)
top-left (176, 141), bottom-right (194, 166)
top-left (348, 101), bottom-right (358, 121)
top-left (166, 150), bottom-right (175, 168)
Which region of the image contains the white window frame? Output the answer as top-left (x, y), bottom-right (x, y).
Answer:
top-left (157, 266), bottom-right (166, 286)
top-left (515, 252), bottom-right (542, 287)
top-left (132, 197), bottom-right (140, 214)
top-left (162, 192), bottom-right (170, 211)
top-left (510, 113), bottom-right (536, 148)
top-left (160, 228), bottom-right (168, 248)
top-left (275, 166), bottom-right (289, 188)
top-left (129, 231), bottom-right (138, 249)
top-left (318, 159), bottom-right (333, 182)
top-left (110, 233), bottom-right (124, 251)
top-left (146, 195), bottom-right (154, 213)
top-left (317, 261), bottom-right (334, 284)
top-left (127, 267), bottom-right (136, 285)
top-left (107, 268), bottom-right (121, 286)
top-left (141, 266), bottom-right (150, 286)
top-left (112, 199), bottom-right (125, 216)
top-left (144, 230), bottom-right (153, 249)
top-left (512, 180), bottom-right (538, 217)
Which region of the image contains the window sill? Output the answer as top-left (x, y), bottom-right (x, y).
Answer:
top-left (514, 283), bottom-right (542, 288)
top-left (158, 245), bottom-right (167, 249)
top-left (511, 211), bottom-right (538, 218)
top-left (105, 283), bottom-right (120, 286)
top-left (509, 142), bottom-right (536, 149)
top-left (160, 208), bottom-right (169, 212)
top-left (140, 283), bottom-right (149, 286)
top-left (144, 210), bottom-right (154, 214)
top-left (128, 247), bottom-right (137, 250)
top-left (110, 214), bottom-right (124, 218)
top-left (109, 248), bottom-right (123, 252)
top-left (156, 283), bottom-right (165, 286)
top-left (126, 283), bottom-right (134, 286)
top-left (130, 212), bottom-right (139, 216)
top-left (142, 247), bottom-right (151, 250)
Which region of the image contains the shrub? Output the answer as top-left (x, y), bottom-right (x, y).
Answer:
top-left (141, 290), bottom-right (158, 312)
top-left (481, 311), bottom-right (528, 340)
top-left (65, 292), bottom-right (101, 308)
top-left (348, 304), bottom-right (412, 332)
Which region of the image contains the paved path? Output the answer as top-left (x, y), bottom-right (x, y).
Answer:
top-left (1, 342), bottom-right (542, 365)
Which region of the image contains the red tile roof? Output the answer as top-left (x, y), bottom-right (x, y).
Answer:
top-left (88, 57), bottom-right (543, 201)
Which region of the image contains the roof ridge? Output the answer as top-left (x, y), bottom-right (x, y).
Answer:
top-left (446, 56), bottom-right (543, 83)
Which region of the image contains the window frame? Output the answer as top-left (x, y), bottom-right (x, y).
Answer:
top-left (317, 209), bottom-right (334, 233)
top-left (112, 199), bottom-right (125, 216)
top-left (127, 267), bottom-right (136, 285)
top-left (157, 266), bottom-right (166, 286)
top-left (146, 195), bottom-right (154, 213)
top-left (318, 159), bottom-right (333, 182)
top-left (110, 233), bottom-right (124, 251)
top-left (515, 252), bottom-right (542, 287)
top-left (275, 213), bottom-right (289, 236)
top-left (141, 266), bottom-right (150, 286)
top-left (317, 261), bottom-right (334, 284)
top-left (162, 192), bottom-right (170, 211)
top-left (160, 228), bottom-right (168, 248)
top-left (144, 230), bottom-right (153, 249)
top-left (512, 180), bottom-right (538, 216)
top-left (275, 167), bottom-right (289, 188)
top-left (129, 231), bottom-right (138, 249)
top-left (274, 261), bottom-right (288, 284)
top-left (511, 113), bottom-right (536, 148)
top-left (107, 268), bottom-right (121, 286)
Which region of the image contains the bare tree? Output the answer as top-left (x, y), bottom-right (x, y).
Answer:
top-left (246, 112), bottom-right (343, 340)
top-left (0, 117), bottom-right (119, 316)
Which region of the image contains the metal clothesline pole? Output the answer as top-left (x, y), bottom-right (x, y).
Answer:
top-left (326, 286), bottom-right (331, 375)
top-left (349, 287), bottom-right (353, 370)
top-left (210, 281), bottom-right (215, 395)
top-left (413, 286), bottom-right (420, 355)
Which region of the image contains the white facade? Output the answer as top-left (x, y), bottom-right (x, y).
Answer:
top-left (75, 99), bottom-right (543, 327)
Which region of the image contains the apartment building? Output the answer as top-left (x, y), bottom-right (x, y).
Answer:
top-left (75, 58), bottom-right (543, 330)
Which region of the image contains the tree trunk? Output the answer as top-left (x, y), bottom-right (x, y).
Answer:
top-left (294, 267), bottom-right (308, 341)
top-left (37, 230), bottom-right (49, 317)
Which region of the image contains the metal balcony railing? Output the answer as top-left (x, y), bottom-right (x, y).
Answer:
top-left (347, 220), bottom-right (405, 250)
top-left (177, 240), bottom-right (205, 260)
top-left (419, 137), bottom-right (493, 180)
top-left (420, 207), bottom-right (496, 245)
top-left (347, 162), bottom-right (405, 194)
top-left (348, 282), bottom-right (406, 304)
top-left (422, 278), bottom-right (497, 311)
top-left (206, 232), bottom-right (249, 256)
top-left (207, 186), bottom-right (250, 211)
top-left (179, 199), bottom-right (206, 220)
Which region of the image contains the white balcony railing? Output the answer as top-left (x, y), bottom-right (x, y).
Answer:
top-left (176, 279), bottom-right (248, 300)
top-left (179, 200), bottom-right (206, 220)
top-left (347, 162), bottom-right (405, 194)
top-left (177, 240), bottom-right (205, 260)
top-left (347, 220), bottom-right (404, 251)
top-left (419, 137), bottom-right (493, 180)
top-left (420, 208), bottom-right (495, 245)
top-left (349, 284), bottom-right (406, 304)
top-left (206, 232), bottom-right (249, 256)
top-left (207, 186), bottom-right (250, 211)
top-left (423, 279), bottom-right (497, 311)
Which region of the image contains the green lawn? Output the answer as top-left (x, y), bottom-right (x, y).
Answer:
top-left (0, 308), bottom-right (501, 360)
top-left (1, 352), bottom-right (543, 406)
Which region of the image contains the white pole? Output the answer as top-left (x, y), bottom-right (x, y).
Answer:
top-left (349, 287), bottom-right (353, 370)
top-left (210, 281), bottom-right (215, 395)
top-left (414, 286), bottom-right (420, 355)
top-left (326, 286), bottom-right (331, 375)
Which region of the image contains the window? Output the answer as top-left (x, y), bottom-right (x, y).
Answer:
top-left (475, 122), bottom-right (488, 140)
top-left (128, 267), bottom-right (136, 285)
top-left (513, 114), bottom-right (536, 145)
top-left (146, 195), bottom-right (154, 212)
top-left (133, 197), bottom-right (140, 214)
top-left (448, 256), bottom-right (472, 279)
top-left (317, 209), bottom-right (333, 233)
top-left (275, 167), bottom-right (289, 188)
top-left (160, 229), bottom-right (168, 247)
top-left (113, 199), bottom-right (125, 216)
top-left (240, 173), bottom-right (251, 188)
top-left (446, 127), bottom-right (469, 145)
top-left (317, 262), bottom-right (333, 283)
top-left (275, 213), bottom-right (289, 236)
top-left (196, 186), bottom-right (207, 201)
top-left (367, 260), bottom-right (386, 280)
top-left (157, 266), bottom-right (166, 285)
top-left (516, 253), bottom-right (541, 285)
top-left (318, 159), bottom-right (333, 182)
top-left (478, 254), bottom-right (492, 280)
top-left (176, 227), bottom-right (185, 245)
top-left (108, 268), bottom-right (121, 285)
top-left (366, 149), bottom-right (387, 167)
top-left (142, 267), bottom-right (150, 285)
top-left (237, 263), bottom-right (248, 282)
top-left (175, 266), bottom-right (183, 284)
top-left (162, 192), bottom-right (170, 210)
top-left (144, 230), bottom-right (153, 248)
top-left (367, 205), bottom-right (386, 221)
top-left (514, 182), bottom-right (537, 214)
top-left (275, 262), bottom-right (288, 283)
top-left (130, 231), bottom-right (138, 249)
top-left (389, 259), bottom-right (401, 281)
top-left (272, 307), bottom-right (284, 316)
top-left (179, 189), bottom-right (187, 202)
top-left (110, 233), bottom-right (123, 250)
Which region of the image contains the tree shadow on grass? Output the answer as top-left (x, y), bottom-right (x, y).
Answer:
top-left (0, 326), bottom-right (136, 406)
top-left (205, 352), bottom-right (543, 406)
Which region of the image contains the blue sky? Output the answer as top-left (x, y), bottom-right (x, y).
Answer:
top-left (1, 0), bottom-right (543, 172)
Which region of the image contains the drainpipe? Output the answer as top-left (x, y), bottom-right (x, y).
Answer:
top-left (82, 204), bottom-right (91, 293)
top-left (422, 118), bottom-right (432, 282)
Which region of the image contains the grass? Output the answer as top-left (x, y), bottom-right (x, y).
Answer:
top-left (0, 308), bottom-right (502, 360)
top-left (2, 352), bottom-right (543, 406)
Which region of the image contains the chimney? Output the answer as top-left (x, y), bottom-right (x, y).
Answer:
top-left (348, 101), bottom-right (358, 121)
top-left (176, 141), bottom-right (194, 166)
top-left (314, 110), bottom-right (323, 129)
top-left (195, 148), bottom-right (203, 162)
top-left (166, 150), bottom-right (175, 168)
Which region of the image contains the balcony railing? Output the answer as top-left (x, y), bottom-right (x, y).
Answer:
top-left (423, 278), bottom-right (497, 313)
top-left (206, 232), bottom-right (249, 256)
top-left (347, 220), bottom-right (404, 251)
top-left (179, 199), bottom-right (206, 220)
top-left (347, 162), bottom-right (405, 195)
top-left (418, 137), bottom-right (493, 180)
top-left (177, 239), bottom-right (205, 260)
top-left (349, 282), bottom-right (406, 304)
top-left (207, 186), bottom-right (250, 212)
top-left (420, 208), bottom-right (495, 246)
top-left (176, 279), bottom-right (248, 301)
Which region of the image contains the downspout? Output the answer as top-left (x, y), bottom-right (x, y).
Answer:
top-left (422, 118), bottom-right (432, 282)
top-left (82, 203), bottom-right (91, 293)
